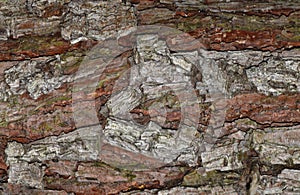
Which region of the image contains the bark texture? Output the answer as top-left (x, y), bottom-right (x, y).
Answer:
top-left (0, 0), bottom-right (300, 194)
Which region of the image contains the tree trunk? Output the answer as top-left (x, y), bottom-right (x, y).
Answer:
top-left (0, 0), bottom-right (300, 194)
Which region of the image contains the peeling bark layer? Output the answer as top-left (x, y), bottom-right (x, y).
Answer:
top-left (0, 0), bottom-right (300, 194)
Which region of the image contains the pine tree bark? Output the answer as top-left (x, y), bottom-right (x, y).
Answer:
top-left (0, 0), bottom-right (299, 194)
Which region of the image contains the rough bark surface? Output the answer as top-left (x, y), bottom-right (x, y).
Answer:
top-left (0, 0), bottom-right (300, 194)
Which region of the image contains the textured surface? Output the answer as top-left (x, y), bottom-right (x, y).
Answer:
top-left (0, 0), bottom-right (300, 194)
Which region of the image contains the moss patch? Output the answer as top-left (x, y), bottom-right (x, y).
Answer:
top-left (182, 170), bottom-right (239, 187)
top-left (176, 11), bottom-right (300, 43)
top-left (92, 161), bottom-right (136, 181)
top-left (121, 169), bottom-right (136, 182)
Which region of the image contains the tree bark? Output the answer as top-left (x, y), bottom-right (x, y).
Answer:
top-left (0, 0), bottom-right (300, 194)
